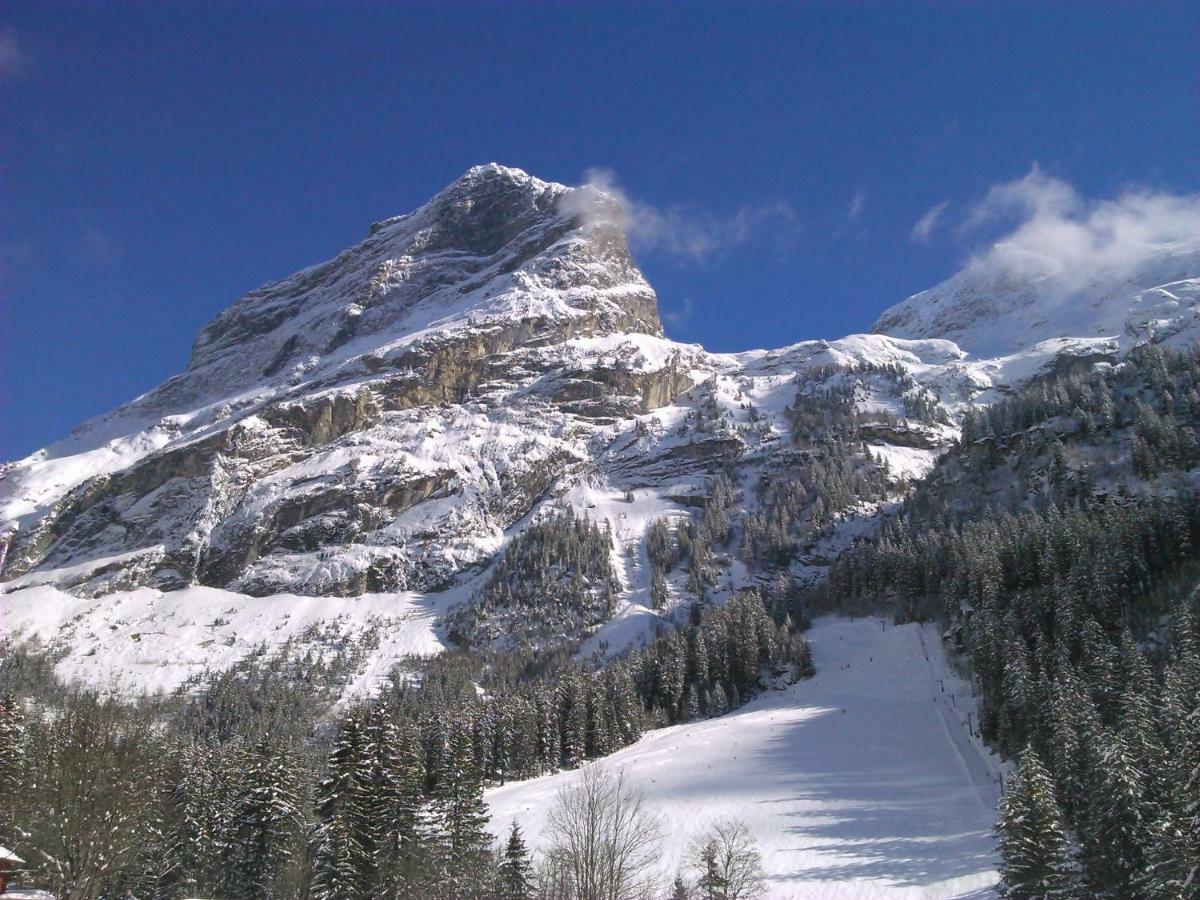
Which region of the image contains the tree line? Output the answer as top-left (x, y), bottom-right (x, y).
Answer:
top-left (0, 581), bottom-right (811, 896)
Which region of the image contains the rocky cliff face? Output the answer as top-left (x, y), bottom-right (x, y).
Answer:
top-left (0, 165), bottom-right (685, 599)
top-left (3, 165), bottom-right (1196, 694)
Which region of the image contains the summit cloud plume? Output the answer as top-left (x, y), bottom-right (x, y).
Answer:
top-left (961, 166), bottom-right (1200, 291)
top-left (564, 168), bottom-right (798, 262)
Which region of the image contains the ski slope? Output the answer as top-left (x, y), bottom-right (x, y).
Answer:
top-left (486, 617), bottom-right (1003, 898)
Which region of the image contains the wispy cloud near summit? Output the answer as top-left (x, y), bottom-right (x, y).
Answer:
top-left (565, 168), bottom-right (799, 263)
top-left (960, 165), bottom-right (1200, 290)
top-left (911, 200), bottom-right (950, 243)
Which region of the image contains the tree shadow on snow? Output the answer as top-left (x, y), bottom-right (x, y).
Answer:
top-left (753, 704), bottom-right (1000, 895)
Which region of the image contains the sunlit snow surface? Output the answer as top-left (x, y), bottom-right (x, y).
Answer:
top-left (487, 617), bottom-right (1003, 899)
top-left (0, 581), bottom-right (451, 696)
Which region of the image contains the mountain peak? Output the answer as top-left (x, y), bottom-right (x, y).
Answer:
top-left (457, 161), bottom-right (543, 188)
top-left (873, 243), bottom-right (1200, 358)
top-left (134, 166), bottom-right (662, 412)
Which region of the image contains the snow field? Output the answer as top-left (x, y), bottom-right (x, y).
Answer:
top-left (0, 582), bottom-right (451, 696)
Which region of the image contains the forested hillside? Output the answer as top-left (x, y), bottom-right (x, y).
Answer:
top-left (0, 578), bottom-right (812, 896)
top-left (824, 344), bottom-right (1200, 897)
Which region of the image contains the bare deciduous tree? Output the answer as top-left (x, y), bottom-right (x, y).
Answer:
top-left (539, 766), bottom-right (664, 900)
top-left (689, 818), bottom-right (765, 900)
top-left (23, 690), bottom-right (165, 898)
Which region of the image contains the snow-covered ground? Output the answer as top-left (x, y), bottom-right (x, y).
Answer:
top-left (0, 581), bottom-right (451, 695)
top-left (487, 616), bottom-right (1003, 899)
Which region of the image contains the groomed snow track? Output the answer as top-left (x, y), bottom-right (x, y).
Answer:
top-left (486, 616), bottom-right (1003, 898)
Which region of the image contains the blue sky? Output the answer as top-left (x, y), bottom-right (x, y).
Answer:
top-left (1, 1), bottom-right (1197, 459)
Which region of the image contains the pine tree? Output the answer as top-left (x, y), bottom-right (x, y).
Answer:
top-left (165, 739), bottom-right (237, 896)
top-left (695, 838), bottom-right (726, 900)
top-left (226, 739), bottom-right (299, 897)
top-left (1138, 708), bottom-right (1200, 899)
top-left (651, 565), bottom-right (669, 610)
top-left (0, 693), bottom-right (25, 845)
top-left (790, 633), bottom-right (815, 679)
top-left (1081, 731), bottom-right (1153, 897)
top-left (712, 684), bottom-right (730, 717)
top-left (685, 684), bottom-right (702, 721)
top-left (362, 707), bottom-right (424, 892)
top-left (312, 709), bottom-right (372, 899)
top-left (429, 721), bottom-right (493, 896)
top-left (497, 820), bottom-right (534, 900)
top-left (587, 684), bottom-right (614, 757)
top-left (995, 746), bottom-right (1076, 899)
top-left (561, 678), bottom-right (587, 768)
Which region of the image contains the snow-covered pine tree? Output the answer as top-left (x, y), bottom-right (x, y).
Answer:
top-left (560, 675), bottom-right (587, 768)
top-left (790, 632), bottom-right (815, 679)
top-left (1081, 731), bottom-right (1153, 896)
top-left (163, 739), bottom-right (239, 897)
top-left (1135, 702), bottom-right (1200, 899)
top-left (695, 838), bottom-right (726, 900)
top-left (368, 712), bottom-right (426, 891)
top-left (497, 820), bottom-right (534, 900)
top-left (226, 738), bottom-right (300, 897)
top-left (586, 684), bottom-right (614, 757)
top-left (311, 709), bottom-right (372, 899)
top-left (0, 693), bottom-right (24, 844)
top-left (995, 746), bottom-right (1076, 899)
top-left (429, 720), bottom-right (493, 896)
top-left (685, 684), bottom-right (701, 722)
top-left (607, 663), bottom-right (644, 747)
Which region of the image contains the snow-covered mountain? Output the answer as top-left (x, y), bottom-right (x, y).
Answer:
top-left (2, 164), bottom-right (1197, 694)
top-left (873, 240), bottom-right (1200, 359)
top-left (1, 164), bottom-right (670, 597)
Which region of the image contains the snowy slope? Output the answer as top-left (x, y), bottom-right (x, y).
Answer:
top-left (487, 616), bottom-right (1003, 899)
top-left (0, 322), bottom-right (965, 692)
top-left (0, 580), bottom-right (452, 696)
top-left (873, 242), bottom-right (1200, 359)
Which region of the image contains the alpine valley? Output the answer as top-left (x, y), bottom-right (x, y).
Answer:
top-left (4, 165), bottom-right (1200, 898)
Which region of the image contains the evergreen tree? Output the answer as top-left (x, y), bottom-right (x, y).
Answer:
top-left (497, 820), bottom-right (534, 900)
top-left (163, 739), bottom-right (237, 897)
top-left (561, 677), bottom-right (587, 768)
top-left (695, 838), bottom-right (726, 900)
top-left (226, 738), bottom-right (299, 897)
top-left (1082, 732), bottom-right (1153, 896)
top-left (650, 565), bottom-right (670, 610)
top-left (312, 709), bottom-right (372, 899)
top-left (429, 722), bottom-right (493, 896)
top-left (995, 746), bottom-right (1076, 899)
top-left (0, 693), bottom-right (24, 845)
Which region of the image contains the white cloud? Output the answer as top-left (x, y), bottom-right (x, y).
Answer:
top-left (563, 168), bottom-right (798, 262)
top-left (0, 27), bottom-right (31, 80)
top-left (963, 163), bottom-right (1079, 231)
top-left (848, 189), bottom-right (866, 224)
top-left (831, 189), bottom-right (867, 239)
top-left (911, 200), bottom-right (950, 243)
top-left (661, 295), bottom-right (695, 331)
top-left (960, 165), bottom-right (1200, 291)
